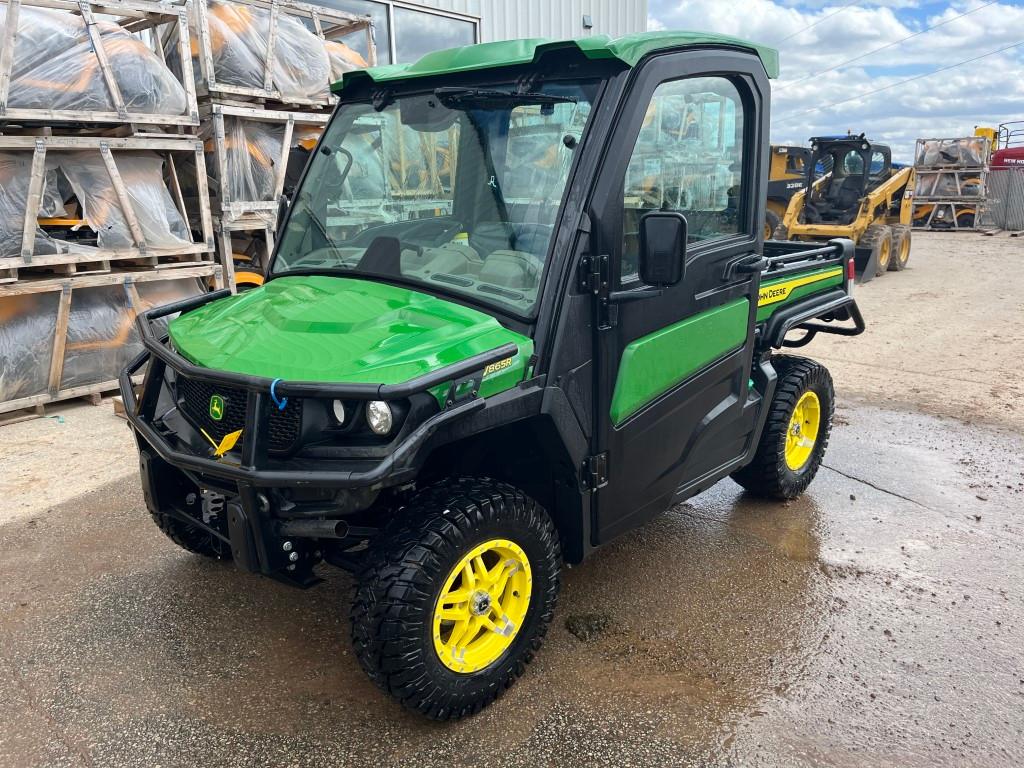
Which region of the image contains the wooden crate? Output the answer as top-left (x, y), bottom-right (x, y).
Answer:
top-left (911, 201), bottom-right (981, 231)
top-left (0, 265), bottom-right (220, 414)
top-left (914, 136), bottom-right (991, 170)
top-left (0, 0), bottom-right (199, 129)
top-left (913, 169), bottom-right (987, 201)
top-left (213, 214), bottom-right (273, 289)
top-left (0, 134), bottom-right (216, 283)
top-left (202, 102), bottom-right (329, 222)
top-left (185, 0), bottom-right (376, 108)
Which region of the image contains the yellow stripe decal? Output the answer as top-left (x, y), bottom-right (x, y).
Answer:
top-left (758, 267), bottom-right (844, 308)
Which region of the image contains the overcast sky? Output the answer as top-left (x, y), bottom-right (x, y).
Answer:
top-left (646, 1), bottom-right (1024, 162)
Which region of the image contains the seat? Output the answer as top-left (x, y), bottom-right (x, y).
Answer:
top-left (806, 176), bottom-right (863, 224)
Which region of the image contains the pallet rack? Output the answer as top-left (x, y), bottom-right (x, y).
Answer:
top-left (197, 102), bottom-right (329, 284)
top-left (911, 136), bottom-right (991, 232)
top-left (0, 0), bottom-right (199, 129)
top-left (0, 134), bottom-right (216, 283)
top-left (183, 0), bottom-right (375, 109)
top-left (0, 264), bottom-right (220, 415)
top-left (203, 102), bottom-right (329, 221)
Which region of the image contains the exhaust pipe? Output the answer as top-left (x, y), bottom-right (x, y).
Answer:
top-left (277, 519), bottom-right (350, 539)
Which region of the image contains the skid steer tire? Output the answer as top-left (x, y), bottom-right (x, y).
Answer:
top-left (150, 510), bottom-right (232, 561)
top-left (888, 224), bottom-right (912, 271)
top-left (764, 210), bottom-right (781, 241)
top-left (731, 356), bottom-right (834, 500)
top-left (351, 478), bottom-right (560, 721)
top-left (861, 224), bottom-right (893, 277)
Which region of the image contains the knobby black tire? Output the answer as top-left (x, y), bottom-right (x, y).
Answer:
top-left (860, 223), bottom-right (893, 277)
top-left (731, 355), bottom-right (834, 499)
top-left (351, 478), bottom-right (560, 720)
top-left (150, 510), bottom-right (232, 560)
top-left (889, 224), bottom-right (912, 271)
top-left (765, 209), bottom-right (782, 241)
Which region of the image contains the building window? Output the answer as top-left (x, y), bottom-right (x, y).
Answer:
top-left (318, 0), bottom-right (392, 64)
top-left (393, 7), bottom-right (476, 63)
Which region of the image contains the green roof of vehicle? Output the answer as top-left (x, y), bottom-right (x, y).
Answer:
top-left (333, 30), bottom-right (779, 94)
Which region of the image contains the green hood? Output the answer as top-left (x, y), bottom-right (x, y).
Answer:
top-left (168, 276), bottom-right (532, 398)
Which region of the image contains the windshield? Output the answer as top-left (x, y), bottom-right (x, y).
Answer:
top-left (273, 80), bottom-right (597, 315)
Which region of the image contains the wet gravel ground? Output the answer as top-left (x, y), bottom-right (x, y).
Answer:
top-left (1, 402), bottom-right (1022, 767)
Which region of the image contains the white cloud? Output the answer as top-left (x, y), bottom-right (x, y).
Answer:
top-left (647, 0), bottom-right (1024, 161)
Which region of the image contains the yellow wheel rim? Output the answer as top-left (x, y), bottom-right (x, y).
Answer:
top-left (432, 538), bottom-right (532, 674)
top-left (899, 236), bottom-right (910, 264)
top-left (878, 237), bottom-right (891, 268)
top-left (785, 391), bottom-right (821, 471)
top-left (764, 221), bottom-right (774, 240)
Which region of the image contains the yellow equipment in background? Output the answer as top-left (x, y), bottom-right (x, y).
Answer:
top-left (765, 144), bottom-right (812, 239)
top-left (779, 134), bottom-right (914, 282)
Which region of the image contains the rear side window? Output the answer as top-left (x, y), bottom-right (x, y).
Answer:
top-left (621, 76), bottom-right (746, 279)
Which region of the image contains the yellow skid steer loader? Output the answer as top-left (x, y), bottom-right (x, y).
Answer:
top-left (778, 135), bottom-right (914, 282)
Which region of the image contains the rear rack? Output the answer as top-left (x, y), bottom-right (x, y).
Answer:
top-left (759, 238), bottom-right (864, 348)
top-left (762, 238), bottom-right (852, 279)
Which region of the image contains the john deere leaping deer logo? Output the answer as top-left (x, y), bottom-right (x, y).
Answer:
top-left (209, 394), bottom-right (226, 421)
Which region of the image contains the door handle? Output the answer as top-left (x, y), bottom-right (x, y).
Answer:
top-left (607, 287), bottom-right (663, 303)
top-left (723, 254), bottom-right (765, 281)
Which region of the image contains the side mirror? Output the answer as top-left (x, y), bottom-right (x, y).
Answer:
top-left (639, 211), bottom-right (687, 287)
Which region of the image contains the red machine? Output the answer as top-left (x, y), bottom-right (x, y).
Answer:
top-left (991, 122), bottom-right (1024, 168)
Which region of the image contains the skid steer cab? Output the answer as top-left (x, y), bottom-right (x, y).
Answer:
top-left (778, 134), bottom-right (916, 282)
top-left (121, 31), bottom-right (865, 720)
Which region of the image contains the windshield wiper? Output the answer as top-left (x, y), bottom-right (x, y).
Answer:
top-left (434, 87), bottom-right (577, 107)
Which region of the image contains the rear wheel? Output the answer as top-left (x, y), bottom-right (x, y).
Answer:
top-left (731, 356), bottom-right (834, 499)
top-left (764, 209), bottom-right (781, 240)
top-left (889, 224), bottom-right (912, 271)
top-left (351, 478), bottom-right (560, 720)
top-left (860, 223), bottom-right (893, 277)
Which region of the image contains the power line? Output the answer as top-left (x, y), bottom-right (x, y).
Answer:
top-left (777, 0), bottom-right (999, 90)
top-left (774, 0), bottom-right (863, 44)
top-left (774, 39), bottom-right (1024, 123)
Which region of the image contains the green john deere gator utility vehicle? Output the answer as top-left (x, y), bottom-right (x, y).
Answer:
top-left (122, 31), bottom-right (865, 719)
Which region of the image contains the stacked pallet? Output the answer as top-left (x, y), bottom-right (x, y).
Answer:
top-left (911, 136), bottom-right (991, 231)
top-left (0, 0), bottom-right (221, 416)
top-left (170, 0), bottom-right (376, 286)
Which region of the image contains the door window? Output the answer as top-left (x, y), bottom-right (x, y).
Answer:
top-left (621, 76), bottom-right (746, 279)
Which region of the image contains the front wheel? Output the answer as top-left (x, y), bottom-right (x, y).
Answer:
top-left (888, 224), bottom-right (912, 271)
top-left (860, 223), bottom-right (893, 277)
top-left (731, 356), bottom-right (834, 499)
top-left (150, 507), bottom-right (232, 560)
top-left (351, 478), bottom-right (560, 720)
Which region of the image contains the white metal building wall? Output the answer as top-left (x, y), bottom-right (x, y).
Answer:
top-left (407, 0), bottom-right (648, 42)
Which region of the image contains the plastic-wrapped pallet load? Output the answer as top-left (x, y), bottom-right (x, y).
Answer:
top-left (61, 152), bottom-right (193, 250)
top-left (221, 117), bottom-right (286, 206)
top-left (0, 292), bottom-right (60, 402)
top-left (200, 0), bottom-right (332, 102)
top-left (0, 152), bottom-right (62, 259)
top-left (214, 117), bottom-right (326, 213)
top-left (1, 150), bottom-right (192, 258)
top-left (325, 39), bottom-right (367, 82)
top-left (0, 278), bottom-right (206, 407)
top-left (915, 137), bottom-right (989, 169)
top-left (0, 6), bottom-right (188, 117)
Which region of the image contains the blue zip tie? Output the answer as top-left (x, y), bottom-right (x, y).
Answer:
top-left (270, 378), bottom-right (288, 411)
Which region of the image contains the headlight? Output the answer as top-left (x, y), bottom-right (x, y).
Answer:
top-left (331, 399), bottom-right (346, 424)
top-left (366, 400), bottom-right (393, 435)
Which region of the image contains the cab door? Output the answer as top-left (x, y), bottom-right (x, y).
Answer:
top-left (587, 51), bottom-right (770, 543)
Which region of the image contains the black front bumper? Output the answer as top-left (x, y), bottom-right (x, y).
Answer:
top-left (122, 289), bottom-right (517, 577)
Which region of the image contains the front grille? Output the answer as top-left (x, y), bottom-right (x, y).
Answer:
top-left (176, 375), bottom-right (303, 453)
